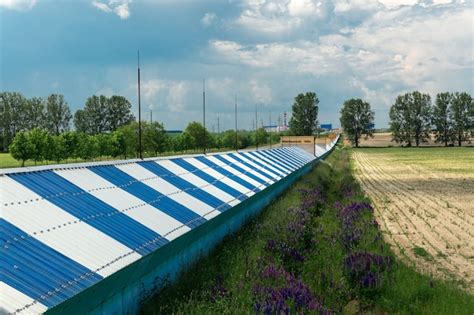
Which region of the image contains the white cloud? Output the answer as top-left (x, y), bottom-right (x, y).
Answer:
top-left (0, 0), bottom-right (36, 11)
top-left (210, 1), bottom-right (472, 124)
top-left (139, 79), bottom-right (190, 113)
top-left (91, 0), bottom-right (132, 19)
top-left (201, 12), bottom-right (217, 27)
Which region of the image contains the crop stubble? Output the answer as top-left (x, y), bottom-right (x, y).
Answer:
top-left (352, 149), bottom-right (474, 290)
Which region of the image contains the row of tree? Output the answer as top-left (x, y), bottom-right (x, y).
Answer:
top-left (0, 93), bottom-right (72, 150)
top-left (0, 92), bottom-right (136, 151)
top-left (339, 91), bottom-right (473, 148)
top-left (9, 119), bottom-right (276, 166)
top-left (390, 91), bottom-right (472, 147)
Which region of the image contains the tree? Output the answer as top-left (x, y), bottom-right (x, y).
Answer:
top-left (62, 131), bottom-right (80, 160)
top-left (111, 130), bottom-right (128, 158)
top-left (45, 94), bottom-right (72, 135)
top-left (340, 98), bottom-right (375, 148)
top-left (96, 133), bottom-right (114, 158)
top-left (28, 128), bottom-right (49, 164)
top-left (433, 92), bottom-right (454, 146)
top-left (0, 92), bottom-right (27, 151)
top-left (116, 122), bottom-right (139, 158)
top-left (254, 128), bottom-right (268, 147)
top-left (76, 133), bottom-right (99, 160)
top-left (23, 97), bottom-right (46, 131)
top-left (107, 95), bottom-right (135, 131)
top-left (183, 121), bottom-right (211, 151)
top-left (74, 95), bottom-right (108, 134)
top-left (47, 134), bottom-right (68, 163)
top-left (9, 131), bottom-right (33, 166)
top-left (450, 92), bottom-right (473, 147)
top-left (144, 122), bottom-right (168, 156)
top-left (74, 95), bottom-right (135, 134)
top-left (289, 92), bottom-right (319, 135)
top-left (389, 91), bottom-right (431, 147)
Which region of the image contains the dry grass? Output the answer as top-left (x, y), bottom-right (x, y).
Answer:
top-left (359, 132), bottom-right (474, 147)
top-left (352, 147), bottom-right (474, 291)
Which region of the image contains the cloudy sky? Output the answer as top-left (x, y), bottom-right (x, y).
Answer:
top-left (0, 0), bottom-right (472, 130)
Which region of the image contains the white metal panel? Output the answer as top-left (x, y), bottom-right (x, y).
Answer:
top-left (0, 282), bottom-right (48, 314)
top-left (156, 160), bottom-right (240, 207)
top-left (115, 164), bottom-right (219, 219)
top-left (218, 154), bottom-right (275, 184)
top-left (54, 169), bottom-right (191, 241)
top-left (184, 157), bottom-right (255, 197)
top-left (252, 151), bottom-right (295, 172)
top-left (240, 152), bottom-right (287, 177)
top-left (278, 148), bottom-right (306, 164)
top-left (315, 145), bottom-right (327, 157)
top-left (204, 155), bottom-right (263, 189)
top-left (232, 153), bottom-right (283, 181)
top-left (1, 176), bottom-right (142, 278)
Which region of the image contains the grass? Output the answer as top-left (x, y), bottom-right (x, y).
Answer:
top-left (140, 143), bottom-right (474, 314)
top-left (355, 147), bottom-right (474, 175)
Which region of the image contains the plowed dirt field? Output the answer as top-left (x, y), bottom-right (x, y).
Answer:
top-left (352, 147), bottom-right (474, 290)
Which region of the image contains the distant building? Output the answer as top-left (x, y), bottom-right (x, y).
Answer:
top-left (264, 125), bottom-right (289, 133)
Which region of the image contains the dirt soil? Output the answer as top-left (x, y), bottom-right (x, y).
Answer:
top-left (352, 149), bottom-right (474, 291)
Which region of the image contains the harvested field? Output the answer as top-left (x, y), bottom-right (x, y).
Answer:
top-left (359, 132), bottom-right (474, 147)
top-left (352, 147), bottom-right (474, 290)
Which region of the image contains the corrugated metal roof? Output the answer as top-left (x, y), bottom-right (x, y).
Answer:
top-left (0, 140), bottom-right (338, 314)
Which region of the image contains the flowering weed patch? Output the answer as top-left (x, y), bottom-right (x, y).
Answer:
top-left (141, 144), bottom-right (473, 314)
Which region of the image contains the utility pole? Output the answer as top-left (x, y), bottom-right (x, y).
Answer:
top-left (137, 50), bottom-right (143, 160)
top-left (217, 116), bottom-right (220, 134)
top-left (203, 79), bottom-right (206, 154)
top-left (269, 111), bottom-right (272, 149)
top-left (150, 110), bottom-right (153, 124)
top-left (234, 95), bottom-right (238, 151)
top-left (255, 104), bottom-right (258, 150)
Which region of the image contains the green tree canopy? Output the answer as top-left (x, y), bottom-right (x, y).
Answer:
top-left (0, 92), bottom-right (27, 151)
top-left (144, 122), bottom-right (169, 156)
top-left (289, 92), bottom-right (319, 136)
top-left (450, 92), bottom-right (473, 147)
top-left (432, 92), bottom-right (454, 146)
top-left (28, 128), bottom-right (49, 164)
top-left (9, 131), bottom-right (33, 166)
top-left (74, 95), bottom-right (135, 134)
top-left (339, 98), bottom-right (374, 147)
top-left (389, 91), bottom-right (431, 147)
top-left (183, 121), bottom-right (211, 151)
top-left (45, 94), bottom-right (72, 135)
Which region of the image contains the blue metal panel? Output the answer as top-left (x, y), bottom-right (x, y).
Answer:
top-left (220, 154), bottom-right (276, 182)
top-left (279, 147), bottom-right (309, 164)
top-left (241, 152), bottom-right (290, 174)
top-left (9, 171), bottom-right (168, 256)
top-left (90, 166), bottom-right (207, 229)
top-left (320, 124), bottom-right (332, 130)
top-left (194, 156), bottom-right (260, 192)
top-left (0, 219), bottom-right (103, 308)
top-left (264, 149), bottom-right (301, 168)
top-left (212, 155), bottom-right (270, 187)
top-left (277, 147), bottom-right (307, 164)
top-left (138, 161), bottom-right (231, 212)
top-left (250, 151), bottom-right (295, 172)
top-left (270, 148), bottom-right (306, 166)
top-left (171, 159), bottom-right (247, 202)
top-left (272, 148), bottom-right (305, 166)
top-left (229, 153), bottom-right (281, 179)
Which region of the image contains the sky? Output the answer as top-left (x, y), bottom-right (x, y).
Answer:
top-left (0, 0), bottom-right (472, 130)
